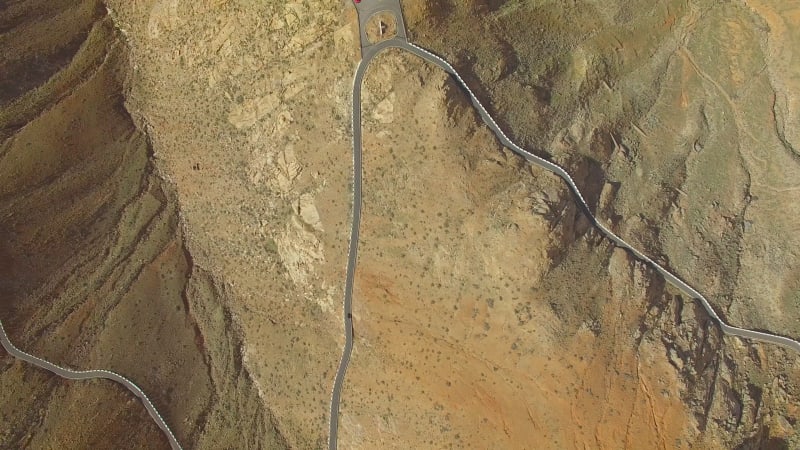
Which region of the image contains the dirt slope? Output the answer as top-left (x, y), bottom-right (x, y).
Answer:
top-left (0, 1), bottom-right (286, 448)
top-left (1, 0), bottom-right (798, 449)
top-left (337, 45), bottom-right (800, 449)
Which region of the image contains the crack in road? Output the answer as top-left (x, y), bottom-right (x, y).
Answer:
top-left (329, 2), bottom-right (800, 449)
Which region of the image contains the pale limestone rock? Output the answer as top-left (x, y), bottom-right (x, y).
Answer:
top-left (296, 193), bottom-right (324, 232)
top-left (270, 146), bottom-right (303, 194)
top-left (228, 93), bottom-right (280, 129)
top-left (275, 110), bottom-right (293, 134)
top-left (372, 92), bottom-right (395, 124)
top-left (288, 25), bottom-right (322, 52)
top-left (147, 0), bottom-right (181, 40)
top-left (209, 19), bottom-right (236, 54)
top-left (276, 215), bottom-right (324, 285)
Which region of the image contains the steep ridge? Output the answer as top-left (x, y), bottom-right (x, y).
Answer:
top-left (392, 0), bottom-right (800, 447)
top-left (335, 46), bottom-right (799, 449)
top-left (0, 2), bottom-right (288, 448)
top-left (402, 0), bottom-right (800, 339)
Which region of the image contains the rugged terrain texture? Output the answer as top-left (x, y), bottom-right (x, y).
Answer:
top-left (339, 46), bottom-right (799, 449)
top-left (1, 0), bottom-right (798, 449)
top-left (4, 0), bottom-right (364, 447)
top-left (393, 0), bottom-right (800, 447)
top-left (403, 0), bottom-right (800, 337)
top-left (100, 0), bottom-right (361, 446)
top-left (1, 1), bottom-right (287, 448)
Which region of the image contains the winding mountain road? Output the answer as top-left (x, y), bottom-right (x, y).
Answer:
top-left (0, 3), bottom-right (794, 450)
top-left (398, 41), bottom-right (800, 355)
top-left (329, 2), bottom-right (800, 449)
top-left (0, 321), bottom-right (182, 450)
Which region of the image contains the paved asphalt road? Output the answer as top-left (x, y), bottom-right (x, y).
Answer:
top-left (398, 42), bottom-right (800, 355)
top-left (0, 2), bottom-right (795, 450)
top-left (354, 0), bottom-right (407, 45)
top-left (329, 2), bottom-right (800, 448)
top-left (0, 320), bottom-right (182, 450)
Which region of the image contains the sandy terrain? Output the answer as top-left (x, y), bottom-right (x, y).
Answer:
top-left (1, 0), bottom-right (798, 448)
top-left (339, 49), bottom-right (691, 449)
top-left (336, 47), bottom-right (800, 449)
top-left (1, 1), bottom-right (287, 448)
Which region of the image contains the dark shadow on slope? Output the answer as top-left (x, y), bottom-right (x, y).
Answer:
top-left (0, 2), bottom-right (290, 449)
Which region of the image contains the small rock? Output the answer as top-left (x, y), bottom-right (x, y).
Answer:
top-left (668, 347), bottom-right (684, 370)
top-left (372, 92), bottom-right (395, 124)
top-left (296, 194), bottom-right (323, 232)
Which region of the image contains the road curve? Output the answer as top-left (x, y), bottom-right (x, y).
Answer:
top-left (328, 37), bottom-right (407, 450)
top-left (399, 42), bottom-right (800, 355)
top-left (0, 320), bottom-right (182, 450)
top-left (329, 33), bottom-right (800, 450)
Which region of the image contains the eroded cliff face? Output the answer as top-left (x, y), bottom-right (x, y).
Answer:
top-left (336, 47), bottom-right (799, 449)
top-left (396, 0), bottom-right (800, 447)
top-left (2, 0), bottom-right (798, 449)
top-left (0, 1), bottom-right (287, 448)
top-left (2, 0), bottom-right (364, 447)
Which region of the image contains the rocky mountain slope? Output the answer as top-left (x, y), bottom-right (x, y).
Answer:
top-left (1, 1), bottom-right (287, 448)
top-left (403, 0), bottom-right (800, 338)
top-left (338, 43), bottom-right (799, 449)
top-left (395, 0), bottom-right (800, 447)
top-left (1, 0), bottom-right (798, 449)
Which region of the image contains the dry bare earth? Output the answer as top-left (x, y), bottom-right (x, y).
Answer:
top-left (335, 43), bottom-right (800, 448)
top-left (394, 0), bottom-right (800, 447)
top-left (2, 0), bottom-right (799, 449)
top-left (1, 1), bottom-right (288, 448)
